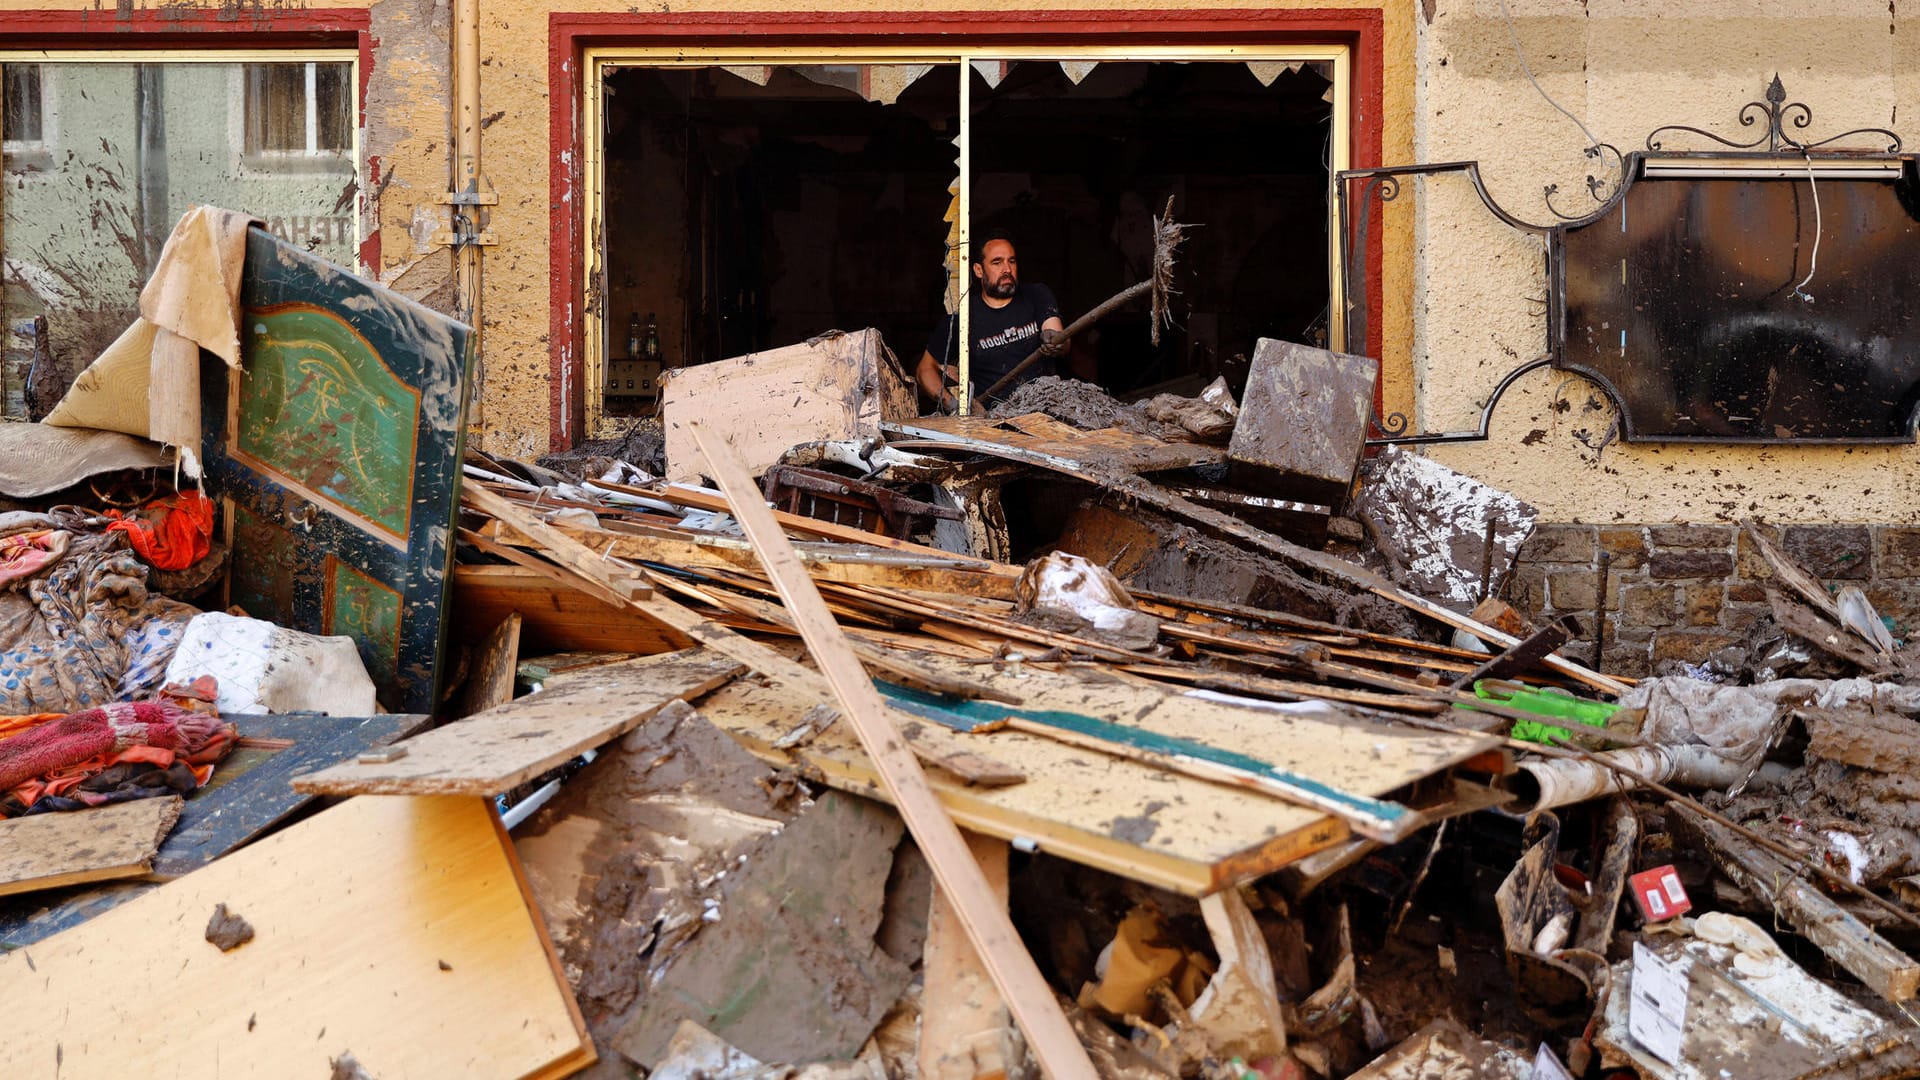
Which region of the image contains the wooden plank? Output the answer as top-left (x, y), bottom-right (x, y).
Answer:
top-left (0, 795), bottom-right (594, 1079)
top-left (451, 564), bottom-right (693, 655)
top-left (453, 612), bottom-right (523, 719)
top-left (685, 421), bottom-right (1099, 1080)
top-left (919, 832), bottom-right (1016, 1080)
top-left (293, 650), bottom-right (745, 796)
top-left (881, 424), bottom-right (1629, 697)
top-left (0, 797), bottom-right (182, 898)
top-left (892, 413), bottom-right (1226, 474)
top-left (1675, 803), bottom-right (1920, 1003)
top-left (461, 485), bottom-right (1026, 789)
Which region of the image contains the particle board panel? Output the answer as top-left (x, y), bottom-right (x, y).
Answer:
top-left (0, 796), bottom-right (182, 898)
top-left (694, 676), bottom-right (1348, 897)
top-left (293, 650), bottom-right (745, 796)
top-left (0, 795), bottom-right (593, 1080)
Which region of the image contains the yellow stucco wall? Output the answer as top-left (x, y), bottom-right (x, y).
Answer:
top-left (11, 1), bottom-right (1919, 527)
top-left (1414, 1), bottom-right (1920, 523)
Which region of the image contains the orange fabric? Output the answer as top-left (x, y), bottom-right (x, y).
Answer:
top-left (0, 713), bottom-right (62, 743)
top-left (102, 489), bottom-right (215, 570)
top-left (8, 729), bottom-right (230, 810)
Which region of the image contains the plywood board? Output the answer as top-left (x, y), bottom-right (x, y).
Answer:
top-left (661, 328), bottom-right (914, 483)
top-left (0, 796), bottom-right (182, 898)
top-left (0, 795), bottom-right (593, 1080)
top-left (293, 649), bottom-right (744, 796)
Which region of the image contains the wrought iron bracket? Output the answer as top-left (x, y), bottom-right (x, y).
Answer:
top-left (1646, 75), bottom-right (1901, 154)
top-left (1366, 357), bottom-right (1550, 447)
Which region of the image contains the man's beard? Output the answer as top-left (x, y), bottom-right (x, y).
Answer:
top-left (983, 275), bottom-right (1017, 299)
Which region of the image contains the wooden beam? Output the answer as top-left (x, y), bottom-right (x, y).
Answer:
top-left (1674, 803), bottom-right (1920, 1003)
top-left (0, 796), bottom-right (182, 898)
top-left (451, 564), bottom-right (693, 655)
top-left (686, 422), bottom-right (1098, 1080)
top-left (293, 651), bottom-right (745, 796)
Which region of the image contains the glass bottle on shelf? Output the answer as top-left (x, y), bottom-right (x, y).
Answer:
top-left (643, 313), bottom-right (662, 363)
top-left (626, 312), bottom-right (643, 358)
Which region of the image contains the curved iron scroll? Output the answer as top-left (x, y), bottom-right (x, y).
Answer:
top-left (1646, 75), bottom-right (1902, 154)
top-left (1364, 357), bottom-right (1552, 447)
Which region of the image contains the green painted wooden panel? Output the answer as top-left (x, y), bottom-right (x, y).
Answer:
top-left (327, 558), bottom-right (400, 689)
top-left (236, 304), bottom-right (419, 539)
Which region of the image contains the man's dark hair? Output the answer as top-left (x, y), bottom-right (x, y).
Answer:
top-left (971, 228), bottom-right (1015, 265)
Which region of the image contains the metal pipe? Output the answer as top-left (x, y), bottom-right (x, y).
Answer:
top-left (452, 0), bottom-right (485, 407)
top-left (1504, 744), bottom-right (1749, 814)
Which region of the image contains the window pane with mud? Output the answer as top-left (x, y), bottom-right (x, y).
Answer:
top-left (967, 60), bottom-right (1334, 411)
top-left (1, 60), bottom-right (357, 420)
top-left (594, 63), bottom-right (958, 427)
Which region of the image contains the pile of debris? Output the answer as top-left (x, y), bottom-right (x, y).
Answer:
top-left (7, 216), bottom-right (1920, 1080)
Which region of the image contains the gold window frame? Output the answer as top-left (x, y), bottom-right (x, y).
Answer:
top-left (582, 44), bottom-right (1351, 438)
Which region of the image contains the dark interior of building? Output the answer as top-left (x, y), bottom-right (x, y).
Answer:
top-left (599, 59), bottom-right (1333, 416)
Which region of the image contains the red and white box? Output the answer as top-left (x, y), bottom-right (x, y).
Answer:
top-left (1629, 865), bottom-right (1692, 922)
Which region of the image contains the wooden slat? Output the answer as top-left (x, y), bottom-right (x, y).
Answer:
top-left (0, 795), bottom-right (594, 1079)
top-left (293, 650), bottom-right (745, 796)
top-left (460, 485), bottom-right (1027, 790)
top-left (0, 797), bottom-right (182, 898)
top-left (880, 423), bottom-right (1629, 697)
top-left (685, 421), bottom-right (1098, 1080)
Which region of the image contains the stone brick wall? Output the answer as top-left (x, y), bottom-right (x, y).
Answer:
top-left (1503, 523), bottom-right (1920, 678)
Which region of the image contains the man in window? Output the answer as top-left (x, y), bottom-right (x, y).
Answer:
top-left (917, 230), bottom-right (1068, 413)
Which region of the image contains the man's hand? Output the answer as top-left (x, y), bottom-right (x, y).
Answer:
top-left (1038, 328), bottom-right (1069, 358)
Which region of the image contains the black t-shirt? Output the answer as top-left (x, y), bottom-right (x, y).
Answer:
top-left (926, 283), bottom-right (1061, 402)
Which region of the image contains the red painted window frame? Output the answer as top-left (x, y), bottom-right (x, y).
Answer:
top-left (1, 8), bottom-right (381, 269)
top-left (548, 8), bottom-right (1387, 449)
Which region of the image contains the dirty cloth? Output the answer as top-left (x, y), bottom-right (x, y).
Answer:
top-left (0, 529), bottom-right (70, 586)
top-left (44, 205), bottom-right (258, 469)
top-left (102, 489), bottom-right (215, 571)
top-left (0, 525), bottom-right (198, 715)
top-left (0, 423), bottom-right (171, 500)
top-left (1622, 676), bottom-right (1920, 771)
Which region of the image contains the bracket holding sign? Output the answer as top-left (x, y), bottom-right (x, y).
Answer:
top-left (1338, 77), bottom-right (1920, 446)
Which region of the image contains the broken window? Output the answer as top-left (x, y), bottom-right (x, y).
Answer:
top-left (582, 48), bottom-right (1350, 438)
top-left (243, 62), bottom-right (353, 159)
top-left (3, 64), bottom-right (44, 152)
top-left (0, 54), bottom-right (360, 420)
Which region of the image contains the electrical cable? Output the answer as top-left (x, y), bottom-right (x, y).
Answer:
top-left (1495, 0), bottom-right (1604, 152)
top-left (1793, 150), bottom-right (1823, 303)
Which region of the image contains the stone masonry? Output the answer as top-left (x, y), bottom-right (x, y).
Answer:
top-left (1503, 523), bottom-right (1920, 678)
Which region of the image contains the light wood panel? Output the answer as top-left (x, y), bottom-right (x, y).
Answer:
top-left (293, 650), bottom-right (744, 796)
top-left (0, 795), bottom-right (593, 1080)
top-left (452, 564), bottom-right (692, 655)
